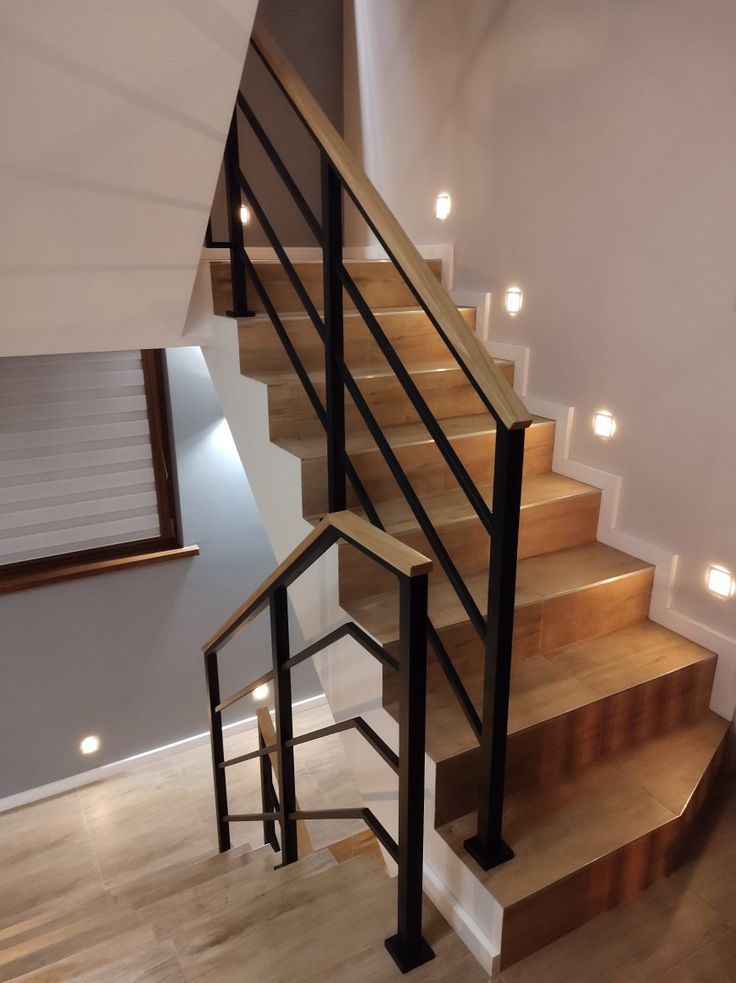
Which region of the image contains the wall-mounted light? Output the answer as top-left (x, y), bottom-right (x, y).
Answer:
top-left (706, 564), bottom-right (735, 599)
top-left (593, 410), bottom-right (616, 440)
top-left (505, 287), bottom-right (523, 316)
top-left (80, 735), bottom-right (101, 755)
top-left (240, 204), bottom-right (251, 225)
top-left (435, 193), bottom-right (451, 221)
top-left (253, 683), bottom-right (270, 701)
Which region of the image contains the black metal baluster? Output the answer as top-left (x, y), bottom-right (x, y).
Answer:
top-left (385, 572), bottom-right (434, 973)
top-left (204, 649), bottom-right (230, 853)
top-left (321, 154), bottom-right (347, 511)
top-left (223, 109), bottom-right (254, 318)
top-left (259, 727), bottom-right (280, 852)
top-left (270, 586), bottom-right (299, 866)
top-left (464, 425), bottom-right (525, 870)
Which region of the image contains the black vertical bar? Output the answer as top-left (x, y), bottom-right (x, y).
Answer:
top-left (385, 573), bottom-right (434, 973)
top-left (223, 109), bottom-right (254, 317)
top-left (270, 586), bottom-right (299, 866)
top-left (205, 218), bottom-right (214, 248)
top-left (204, 650), bottom-right (230, 853)
top-left (464, 425), bottom-right (525, 870)
top-left (321, 154), bottom-right (347, 512)
top-left (259, 728), bottom-right (280, 852)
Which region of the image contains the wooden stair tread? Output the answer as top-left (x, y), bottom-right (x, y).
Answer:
top-left (345, 541), bottom-right (653, 644)
top-left (275, 411), bottom-right (552, 462)
top-left (256, 357), bottom-right (512, 388)
top-left (323, 471), bottom-right (600, 534)
top-left (385, 621), bottom-right (717, 764)
top-left (437, 712), bottom-right (728, 910)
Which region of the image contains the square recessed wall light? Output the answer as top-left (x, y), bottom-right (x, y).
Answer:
top-left (505, 287), bottom-right (523, 316)
top-left (593, 410), bottom-right (616, 439)
top-left (707, 564), bottom-right (735, 599)
top-left (253, 683), bottom-right (270, 701)
top-left (435, 193), bottom-right (451, 220)
top-left (80, 735), bottom-right (101, 755)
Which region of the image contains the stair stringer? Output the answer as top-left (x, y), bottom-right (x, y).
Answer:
top-left (203, 315), bottom-right (504, 975)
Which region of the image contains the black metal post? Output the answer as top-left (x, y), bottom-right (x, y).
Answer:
top-left (259, 728), bottom-right (281, 853)
top-left (385, 573), bottom-right (434, 973)
top-left (204, 650), bottom-right (231, 853)
top-left (223, 109), bottom-right (254, 317)
top-left (321, 154), bottom-right (347, 512)
top-left (464, 425), bottom-right (525, 870)
top-left (270, 586), bottom-right (299, 866)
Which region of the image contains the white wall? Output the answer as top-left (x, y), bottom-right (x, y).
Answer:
top-left (345, 0), bottom-right (736, 697)
top-left (0, 0), bottom-right (257, 356)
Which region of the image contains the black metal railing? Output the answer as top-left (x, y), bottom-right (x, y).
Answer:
top-left (206, 25), bottom-right (532, 873)
top-left (203, 512), bottom-right (434, 974)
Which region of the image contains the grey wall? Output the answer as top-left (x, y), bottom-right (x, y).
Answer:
top-left (344, 0), bottom-right (736, 698)
top-left (210, 0), bottom-right (344, 247)
top-left (0, 347), bottom-right (319, 798)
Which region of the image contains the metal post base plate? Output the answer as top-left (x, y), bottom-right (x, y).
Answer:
top-left (384, 934), bottom-right (435, 974)
top-left (463, 834), bottom-right (514, 871)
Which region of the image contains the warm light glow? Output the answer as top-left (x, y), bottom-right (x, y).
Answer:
top-left (253, 684), bottom-right (270, 701)
top-left (435, 192), bottom-right (451, 221)
top-left (240, 204), bottom-right (251, 225)
top-left (505, 287), bottom-right (523, 316)
top-left (80, 735), bottom-right (100, 755)
top-left (593, 410), bottom-right (616, 439)
top-left (707, 564), bottom-right (735, 599)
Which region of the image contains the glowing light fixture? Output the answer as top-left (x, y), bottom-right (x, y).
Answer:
top-left (253, 683), bottom-right (270, 701)
top-left (435, 193), bottom-right (451, 221)
top-left (240, 204), bottom-right (251, 225)
top-left (593, 410), bottom-right (616, 440)
top-left (80, 735), bottom-right (101, 755)
top-left (505, 287), bottom-right (523, 316)
top-left (707, 564), bottom-right (735, 599)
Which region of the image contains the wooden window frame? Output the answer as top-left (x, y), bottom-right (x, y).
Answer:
top-left (0, 349), bottom-right (198, 595)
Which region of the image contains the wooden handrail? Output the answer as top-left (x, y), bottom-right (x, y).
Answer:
top-left (250, 22), bottom-right (532, 433)
top-left (203, 511), bottom-right (432, 653)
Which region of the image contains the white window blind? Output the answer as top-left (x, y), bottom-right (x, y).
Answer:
top-left (0, 350), bottom-right (163, 567)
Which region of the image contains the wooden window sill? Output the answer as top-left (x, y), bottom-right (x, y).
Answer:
top-left (0, 545), bottom-right (200, 596)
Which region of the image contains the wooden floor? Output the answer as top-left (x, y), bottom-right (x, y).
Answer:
top-left (0, 700), bottom-right (484, 982)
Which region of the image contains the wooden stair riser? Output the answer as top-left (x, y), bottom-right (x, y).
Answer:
top-left (427, 654), bottom-right (716, 826)
top-left (266, 362), bottom-right (513, 443)
top-left (337, 488), bottom-right (601, 604)
top-left (498, 731), bottom-right (727, 969)
top-left (301, 419), bottom-right (556, 518)
top-left (211, 258), bottom-right (443, 316)
top-left (239, 307), bottom-right (477, 380)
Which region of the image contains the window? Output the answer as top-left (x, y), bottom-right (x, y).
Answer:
top-left (0, 349), bottom-right (196, 593)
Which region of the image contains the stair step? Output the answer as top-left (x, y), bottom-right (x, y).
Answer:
top-left (296, 413), bottom-right (555, 517)
top-left (337, 472), bottom-right (601, 602)
top-left (382, 621), bottom-right (717, 824)
top-left (211, 258), bottom-right (443, 316)
top-left (266, 357), bottom-right (514, 442)
top-left (239, 305), bottom-right (477, 379)
top-left (344, 541), bottom-right (653, 652)
top-left (438, 713), bottom-right (729, 970)
top-left (13, 935), bottom-right (182, 983)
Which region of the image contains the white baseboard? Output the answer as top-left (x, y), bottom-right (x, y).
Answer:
top-left (423, 859), bottom-right (499, 975)
top-left (0, 694), bottom-right (327, 815)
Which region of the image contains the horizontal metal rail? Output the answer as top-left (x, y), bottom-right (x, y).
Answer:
top-left (284, 620), bottom-right (398, 673)
top-left (292, 808), bottom-right (398, 863)
top-left (215, 668), bottom-right (275, 714)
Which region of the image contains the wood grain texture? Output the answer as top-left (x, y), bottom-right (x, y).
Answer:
top-left (250, 22), bottom-right (531, 431)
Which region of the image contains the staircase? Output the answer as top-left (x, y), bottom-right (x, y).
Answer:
top-left (209, 255), bottom-right (727, 972)
top-left (201, 21), bottom-right (729, 978)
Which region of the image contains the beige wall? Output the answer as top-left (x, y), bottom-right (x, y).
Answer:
top-left (0, 0), bottom-right (257, 356)
top-left (345, 0), bottom-right (736, 703)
